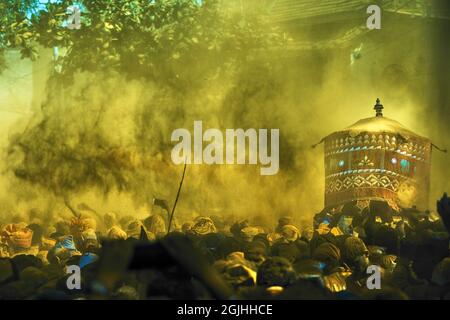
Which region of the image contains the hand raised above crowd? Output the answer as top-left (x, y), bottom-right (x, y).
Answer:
top-left (437, 193), bottom-right (450, 233)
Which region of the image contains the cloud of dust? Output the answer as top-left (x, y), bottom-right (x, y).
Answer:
top-left (0, 4), bottom-right (448, 230)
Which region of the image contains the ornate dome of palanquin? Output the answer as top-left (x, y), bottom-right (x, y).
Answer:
top-left (322, 99), bottom-right (432, 211)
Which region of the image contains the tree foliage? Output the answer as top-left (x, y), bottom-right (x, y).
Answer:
top-left (1, 0), bottom-right (287, 87)
top-left (4, 0), bottom-right (289, 200)
top-left (0, 0), bottom-right (39, 69)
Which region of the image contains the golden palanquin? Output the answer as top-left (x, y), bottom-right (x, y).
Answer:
top-left (322, 99), bottom-right (432, 210)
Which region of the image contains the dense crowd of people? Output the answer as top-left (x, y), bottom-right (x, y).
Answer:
top-left (0, 193), bottom-right (450, 300)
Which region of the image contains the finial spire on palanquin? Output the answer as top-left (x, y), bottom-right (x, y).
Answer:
top-left (374, 98), bottom-right (383, 117)
top-left (321, 98), bottom-right (432, 210)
